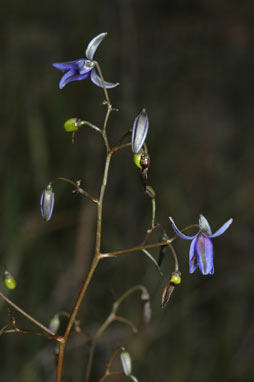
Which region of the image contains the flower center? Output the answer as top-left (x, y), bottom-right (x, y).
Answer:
top-left (84, 60), bottom-right (95, 69)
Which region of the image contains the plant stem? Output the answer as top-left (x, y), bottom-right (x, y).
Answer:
top-left (56, 151), bottom-right (113, 382)
top-left (0, 292), bottom-right (58, 339)
top-left (100, 224), bottom-right (199, 258)
top-left (167, 242), bottom-right (179, 271)
top-left (95, 62), bottom-right (111, 106)
top-left (86, 285), bottom-right (145, 382)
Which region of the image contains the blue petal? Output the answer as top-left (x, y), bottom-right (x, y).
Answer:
top-left (90, 68), bottom-right (119, 89)
top-left (189, 237), bottom-right (198, 273)
top-left (52, 61), bottom-right (80, 71)
top-left (195, 234), bottom-right (214, 275)
top-left (59, 69), bottom-right (76, 89)
top-left (208, 218), bottom-right (233, 238)
top-left (40, 191), bottom-right (45, 217)
top-left (59, 70), bottom-right (90, 89)
top-left (169, 217), bottom-right (197, 240)
top-left (53, 59), bottom-right (93, 75)
top-left (85, 32), bottom-right (107, 60)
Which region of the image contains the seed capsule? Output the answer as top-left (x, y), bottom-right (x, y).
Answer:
top-left (40, 183), bottom-right (55, 221)
top-left (161, 271), bottom-right (181, 308)
top-left (3, 270), bottom-right (16, 290)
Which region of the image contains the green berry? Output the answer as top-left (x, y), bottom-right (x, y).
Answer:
top-left (3, 271), bottom-right (16, 290)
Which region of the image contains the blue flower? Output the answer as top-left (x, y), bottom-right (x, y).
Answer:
top-left (40, 183), bottom-right (55, 221)
top-left (52, 33), bottom-right (119, 89)
top-left (169, 215), bottom-right (233, 275)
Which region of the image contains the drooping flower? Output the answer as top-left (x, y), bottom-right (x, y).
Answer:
top-left (131, 109), bottom-right (149, 154)
top-left (40, 183), bottom-right (55, 221)
top-left (52, 32), bottom-right (119, 89)
top-left (169, 215), bottom-right (233, 275)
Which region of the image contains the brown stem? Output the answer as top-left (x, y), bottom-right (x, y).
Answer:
top-left (0, 292), bottom-right (59, 340)
top-left (100, 239), bottom-right (174, 258)
top-left (56, 152), bottom-right (113, 382)
top-left (85, 285), bottom-right (145, 382)
top-left (101, 224), bottom-right (198, 258)
top-left (85, 314), bottom-right (114, 382)
top-left (56, 177), bottom-right (98, 203)
top-left (167, 243), bottom-right (179, 271)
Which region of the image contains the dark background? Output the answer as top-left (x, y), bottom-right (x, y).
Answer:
top-left (0, 0), bottom-right (253, 381)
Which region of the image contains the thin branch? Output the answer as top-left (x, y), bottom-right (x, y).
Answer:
top-left (56, 177), bottom-right (98, 203)
top-left (95, 62), bottom-right (111, 107)
top-left (80, 120), bottom-right (101, 133)
top-left (114, 315), bottom-right (138, 333)
top-left (142, 249), bottom-right (162, 274)
top-left (167, 242), bottom-right (179, 272)
top-left (85, 285), bottom-right (146, 382)
top-left (4, 327), bottom-right (59, 340)
top-left (56, 142), bottom-right (113, 382)
top-left (0, 292), bottom-right (61, 341)
top-left (101, 224), bottom-right (199, 258)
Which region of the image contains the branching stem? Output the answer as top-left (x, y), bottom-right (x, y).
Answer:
top-left (0, 292), bottom-right (59, 340)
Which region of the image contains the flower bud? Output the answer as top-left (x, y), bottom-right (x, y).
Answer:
top-left (120, 348), bottom-right (132, 376)
top-left (145, 185), bottom-right (156, 199)
top-left (131, 109), bottom-right (149, 154)
top-left (141, 290), bottom-right (152, 323)
top-left (40, 183), bottom-right (55, 221)
top-left (3, 270), bottom-right (16, 290)
top-left (64, 118), bottom-right (81, 132)
top-left (49, 314), bottom-right (60, 334)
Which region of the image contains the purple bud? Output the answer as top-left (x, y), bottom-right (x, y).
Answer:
top-left (131, 109), bottom-right (149, 154)
top-left (40, 183), bottom-right (55, 221)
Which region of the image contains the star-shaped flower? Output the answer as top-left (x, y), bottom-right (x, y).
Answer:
top-left (169, 215), bottom-right (233, 275)
top-left (52, 32), bottom-right (119, 89)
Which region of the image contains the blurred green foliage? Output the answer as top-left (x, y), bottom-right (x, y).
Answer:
top-left (0, 0), bottom-right (253, 381)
